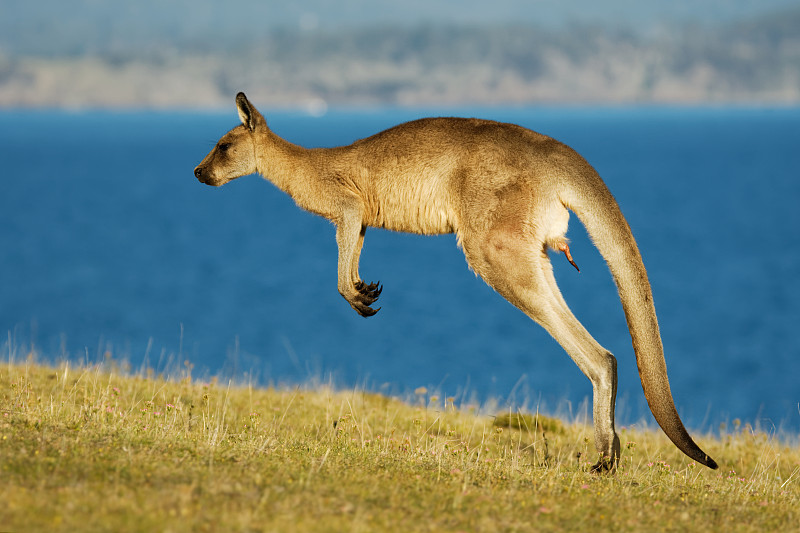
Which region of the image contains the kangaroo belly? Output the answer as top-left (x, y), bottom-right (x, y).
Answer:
top-left (365, 179), bottom-right (458, 235)
top-left (543, 202), bottom-right (571, 250)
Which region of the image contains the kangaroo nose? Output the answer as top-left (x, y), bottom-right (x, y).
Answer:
top-left (194, 167), bottom-right (203, 179)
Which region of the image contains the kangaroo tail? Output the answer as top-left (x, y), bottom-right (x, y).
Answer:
top-left (560, 168), bottom-right (718, 470)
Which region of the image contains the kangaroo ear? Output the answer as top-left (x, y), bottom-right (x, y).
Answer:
top-left (236, 92), bottom-right (264, 132)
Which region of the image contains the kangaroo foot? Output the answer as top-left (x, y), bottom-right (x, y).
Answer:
top-left (590, 434), bottom-right (620, 474)
top-left (590, 456), bottom-right (617, 474)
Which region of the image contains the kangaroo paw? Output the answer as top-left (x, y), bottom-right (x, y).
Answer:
top-left (355, 280), bottom-right (383, 299)
top-left (345, 280), bottom-right (382, 316)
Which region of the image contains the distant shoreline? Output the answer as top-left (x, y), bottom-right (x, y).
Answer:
top-left (3, 100), bottom-right (800, 114)
top-left (2, 10), bottom-right (798, 110)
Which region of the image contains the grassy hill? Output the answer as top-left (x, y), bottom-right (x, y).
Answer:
top-left (1, 356), bottom-right (798, 532)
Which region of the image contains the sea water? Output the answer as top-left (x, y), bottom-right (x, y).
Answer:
top-left (1, 106), bottom-right (799, 432)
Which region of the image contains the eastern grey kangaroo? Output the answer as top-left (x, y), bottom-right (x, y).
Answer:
top-left (194, 92), bottom-right (718, 471)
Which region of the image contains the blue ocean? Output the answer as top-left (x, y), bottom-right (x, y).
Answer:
top-left (2, 106), bottom-right (799, 433)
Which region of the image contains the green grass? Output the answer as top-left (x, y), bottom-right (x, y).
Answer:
top-left (1, 355), bottom-right (798, 532)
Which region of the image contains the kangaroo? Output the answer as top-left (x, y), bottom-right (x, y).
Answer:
top-left (194, 92), bottom-right (718, 472)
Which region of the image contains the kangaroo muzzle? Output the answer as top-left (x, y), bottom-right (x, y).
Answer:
top-left (193, 165), bottom-right (218, 186)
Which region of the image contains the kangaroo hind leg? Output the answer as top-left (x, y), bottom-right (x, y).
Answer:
top-left (538, 252), bottom-right (620, 471)
top-left (467, 225), bottom-right (620, 471)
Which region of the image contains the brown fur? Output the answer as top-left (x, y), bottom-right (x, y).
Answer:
top-left (194, 93), bottom-right (718, 471)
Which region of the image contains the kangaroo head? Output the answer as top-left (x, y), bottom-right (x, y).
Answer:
top-left (194, 92), bottom-right (266, 186)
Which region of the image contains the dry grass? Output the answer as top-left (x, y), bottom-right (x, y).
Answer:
top-left (1, 355), bottom-right (798, 532)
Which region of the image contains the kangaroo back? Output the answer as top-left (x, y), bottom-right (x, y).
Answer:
top-left (561, 169), bottom-right (718, 469)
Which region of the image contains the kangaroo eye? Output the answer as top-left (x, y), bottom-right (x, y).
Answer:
top-left (218, 142), bottom-right (231, 152)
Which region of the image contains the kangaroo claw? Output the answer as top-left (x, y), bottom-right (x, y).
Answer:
top-left (353, 303), bottom-right (381, 317)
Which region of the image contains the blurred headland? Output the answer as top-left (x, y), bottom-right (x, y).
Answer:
top-left (1, 0), bottom-right (799, 109)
